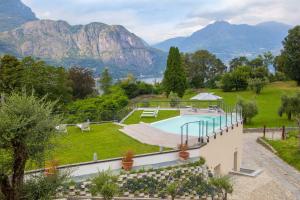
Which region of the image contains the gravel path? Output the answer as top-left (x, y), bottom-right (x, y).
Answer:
top-left (229, 133), bottom-right (300, 200)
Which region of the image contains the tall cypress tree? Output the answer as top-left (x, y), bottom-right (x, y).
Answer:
top-left (162, 47), bottom-right (187, 97)
top-left (99, 67), bottom-right (112, 94)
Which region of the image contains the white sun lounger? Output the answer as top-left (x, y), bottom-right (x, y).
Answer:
top-left (140, 107), bottom-right (160, 118)
top-left (76, 122), bottom-right (91, 132)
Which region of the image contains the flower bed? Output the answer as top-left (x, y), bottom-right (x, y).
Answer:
top-left (55, 158), bottom-right (232, 200)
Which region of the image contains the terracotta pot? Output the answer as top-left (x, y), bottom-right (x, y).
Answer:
top-left (179, 151), bottom-right (190, 160)
top-left (122, 160), bottom-right (133, 171)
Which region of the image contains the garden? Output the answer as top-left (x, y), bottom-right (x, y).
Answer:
top-left (45, 123), bottom-right (161, 166)
top-left (131, 81), bottom-right (300, 128)
top-left (263, 131), bottom-right (300, 171)
top-left (51, 158), bottom-right (233, 200)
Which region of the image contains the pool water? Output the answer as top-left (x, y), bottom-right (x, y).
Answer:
top-left (151, 114), bottom-right (238, 137)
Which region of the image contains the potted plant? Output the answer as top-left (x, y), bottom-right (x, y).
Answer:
top-left (122, 150), bottom-right (134, 171)
top-left (44, 159), bottom-right (59, 176)
top-left (178, 144), bottom-right (189, 160)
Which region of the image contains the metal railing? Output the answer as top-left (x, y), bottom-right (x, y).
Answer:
top-left (180, 104), bottom-right (243, 145)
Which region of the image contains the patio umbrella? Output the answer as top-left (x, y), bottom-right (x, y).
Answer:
top-left (190, 93), bottom-right (222, 101)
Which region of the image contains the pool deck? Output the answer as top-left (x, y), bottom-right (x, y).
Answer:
top-left (120, 108), bottom-right (230, 148)
top-left (180, 108), bottom-right (225, 116)
top-left (120, 122), bottom-right (199, 148)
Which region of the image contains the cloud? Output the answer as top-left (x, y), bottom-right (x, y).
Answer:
top-left (22, 0), bottom-right (300, 44)
top-left (188, 0), bottom-right (300, 25)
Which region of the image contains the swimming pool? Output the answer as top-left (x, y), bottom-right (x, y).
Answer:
top-left (151, 114), bottom-right (238, 137)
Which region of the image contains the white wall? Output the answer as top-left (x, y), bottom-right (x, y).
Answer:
top-left (200, 124), bottom-right (243, 174)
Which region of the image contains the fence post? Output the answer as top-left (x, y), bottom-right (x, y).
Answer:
top-left (206, 121), bottom-right (209, 142)
top-left (186, 124), bottom-right (188, 145)
top-left (198, 121), bottom-right (201, 143)
top-left (231, 110), bottom-right (233, 128)
top-left (219, 115), bottom-right (222, 135)
top-left (282, 125), bottom-right (285, 140)
top-left (181, 126), bottom-right (183, 145)
top-left (263, 125), bottom-right (266, 138)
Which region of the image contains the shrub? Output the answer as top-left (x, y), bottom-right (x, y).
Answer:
top-left (275, 72), bottom-right (287, 81)
top-left (140, 99), bottom-right (150, 107)
top-left (66, 87), bottom-right (128, 123)
top-left (237, 98), bottom-right (258, 124)
top-left (101, 183), bottom-right (119, 200)
top-left (169, 92), bottom-right (180, 107)
top-left (90, 170), bottom-right (118, 196)
top-left (22, 173), bottom-right (68, 200)
top-left (166, 182), bottom-right (179, 200)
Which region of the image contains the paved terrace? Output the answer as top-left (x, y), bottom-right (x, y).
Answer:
top-left (180, 108), bottom-right (225, 116)
top-left (230, 133), bottom-right (300, 200)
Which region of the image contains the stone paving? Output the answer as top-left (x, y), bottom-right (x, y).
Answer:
top-left (229, 133), bottom-right (300, 200)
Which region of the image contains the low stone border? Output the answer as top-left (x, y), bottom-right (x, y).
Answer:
top-left (256, 137), bottom-right (278, 154)
top-left (120, 108), bottom-right (137, 124)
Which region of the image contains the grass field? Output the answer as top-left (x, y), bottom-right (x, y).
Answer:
top-left (264, 131), bottom-right (300, 171)
top-left (123, 110), bottom-right (180, 125)
top-left (49, 123), bottom-right (160, 166)
top-left (134, 81), bottom-right (300, 128)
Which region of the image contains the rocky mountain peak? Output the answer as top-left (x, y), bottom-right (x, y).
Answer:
top-left (0, 0), bottom-right (37, 32)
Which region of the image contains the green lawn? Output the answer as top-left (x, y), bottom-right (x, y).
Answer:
top-left (135, 81), bottom-right (300, 128)
top-left (49, 123), bottom-right (160, 166)
top-left (123, 110), bottom-right (180, 125)
top-left (208, 81), bottom-right (300, 128)
top-left (264, 131), bottom-right (300, 171)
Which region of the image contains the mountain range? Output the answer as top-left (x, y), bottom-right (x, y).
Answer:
top-left (154, 21), bottom-right (291, 63)
top-left (0, 0), bottom-right (293, 77)
top-left (0, 0), bottom-right (166, 77)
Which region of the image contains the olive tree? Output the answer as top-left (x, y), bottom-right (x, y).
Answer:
top-left (209, 176), bottom-right (233, 200)
top-left (248, 78), bottom-right (268, 94)
top-left (237, 98), bottom-right (258, 124)
top-left (0, 92), bottom-right (60, 200)
top-left (278, 93), bottom-right (300, 120)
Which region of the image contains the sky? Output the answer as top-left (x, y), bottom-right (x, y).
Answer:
top-left (22, 0), bottom-right (300, 44)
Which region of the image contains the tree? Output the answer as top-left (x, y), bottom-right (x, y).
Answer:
top-left (220, 66), bottom-right (250, 92)
top-left (248, 78), bottom-right (268, 94)
top-left (229, 56), bottom-right (249, 71)
top-left (209, 176), bottom-right (233, 200)
top-left (21, 57), bottom-right (73, 104)
top-left (278, 94), bottom-right (300, 120)
top-left (280, 26), bottom-right (300, 85)
top-left (0, 92), bottom-right (60, 200)
top-left (99, 68), bottom-right (112, 95)
top-left (237, 98), bottom-right (258, 124)
top-left (261, 51), bottom-right (274, 69)
top-left (0, 55), bottom-right (73, 104)
top-left (248, 56), bottom-right (264, 68)
top-left (69, 66), bottom-right (95, 99)
top-left (274, 54), bottom-right (287, 73)
top-left (182, 50), bottom-right (226, 88)
top-left (162, 47), bottom-right (187, 97)
top-left (0, 55), bottom-right (23, 94)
